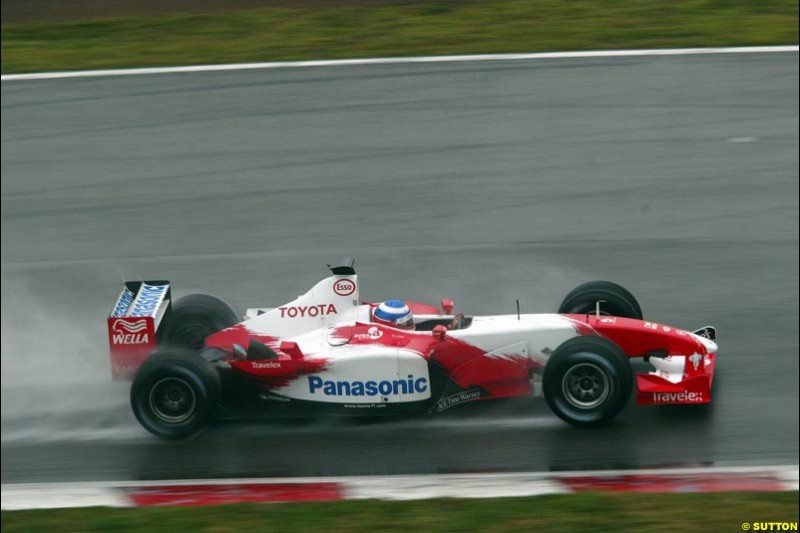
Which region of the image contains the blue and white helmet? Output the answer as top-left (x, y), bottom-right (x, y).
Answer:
top-left (373, 299), bottom-right (414, 329)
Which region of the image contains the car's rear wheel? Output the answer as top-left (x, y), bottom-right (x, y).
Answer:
top-left (543, 336), bottom-right (632, 426)
top-left (558, 280), bottom-right (642, 319)
top-left (158, 294), bottom-right (238, 350)
top-left (131, 348), bottom-right (220, 439)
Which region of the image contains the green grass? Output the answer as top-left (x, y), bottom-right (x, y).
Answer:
top-left (1, 0), bottom-right (797, 74)
top-left (1, 492), bottom-right (798, 533)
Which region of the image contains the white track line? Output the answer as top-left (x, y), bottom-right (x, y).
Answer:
top-left (2, 465), bottom-right (797, 510)
top-left (2, 46), bottom-right (797, 82)
top-left (4, 464), bottom-right (795, 490)
top-left (1, 486), bottom-right (131, 510)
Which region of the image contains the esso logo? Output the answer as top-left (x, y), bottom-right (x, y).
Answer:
top-left (333, 279), bottom-right (356, 296)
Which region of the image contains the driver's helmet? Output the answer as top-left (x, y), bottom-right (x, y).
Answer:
top-left (373, 300), bottom-right (414, 329)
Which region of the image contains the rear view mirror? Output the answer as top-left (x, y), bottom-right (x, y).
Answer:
top-left (433, 324), bottom-right (448, 341)
top-left (440, 298), bottom-right (454, 314)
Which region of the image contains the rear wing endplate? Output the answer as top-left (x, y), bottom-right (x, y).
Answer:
top-left (107, 280), bottom-right (171, 380)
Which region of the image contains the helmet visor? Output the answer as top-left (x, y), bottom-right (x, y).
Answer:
top-left (394, 313), bottom-right (414, 329)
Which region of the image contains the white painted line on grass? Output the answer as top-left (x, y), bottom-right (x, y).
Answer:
top-left (2, 46), bottom-right (797, 82)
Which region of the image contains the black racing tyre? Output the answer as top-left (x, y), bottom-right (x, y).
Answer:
top-left (543, 336), bottom-right (633, 427)
top-left (131, 348), bottom-right (221, 439)
top-left (158, 294), bottom-right (238, 350)
top-left (558, 281), bottom-right (643, 320)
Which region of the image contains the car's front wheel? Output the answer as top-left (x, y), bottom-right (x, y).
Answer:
top-left (130, 348), bottom-right (220, 439)
top-left (543, 336), bottom-right (632, 427)
top-left (558, 280), bottom-right (642, 319)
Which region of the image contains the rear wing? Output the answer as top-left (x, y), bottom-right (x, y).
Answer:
top-left (107, 280), bottom-right (172, 380)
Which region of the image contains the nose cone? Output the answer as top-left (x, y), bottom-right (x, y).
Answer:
top-left (693, 333), bottom-right (718, 354)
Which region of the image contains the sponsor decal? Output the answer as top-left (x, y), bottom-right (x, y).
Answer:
top-left (279, 304), bottom-right (338, 318)
top-left (113, 319), bottom-right (147, 333)
top-left (129, 284), bottom-right (168, 317)
top-left (252, 361), bottom-right (282, 370)
top-left (599, 317), bottom-right (616, 324)
top-left (344, 403), bottom-right (387, 409)
top-left (333, 279), bottom-right (356, 297)
top-left (353, 326), bottom-right (383, 341)
top-left (689, 353), bottom-right (702, 370)
top-left (642, 321), bottom-right (680, 334)
top-left (111, 319), bottom-right (150, 345)
top-left (111, 287), bottom-right (136, 318)
top-left (307, 375), bottom-right (428, 397)
top-left (653, 390), bottom-right (704, 403)
top-left (434, 389), bottom-right (482, 412)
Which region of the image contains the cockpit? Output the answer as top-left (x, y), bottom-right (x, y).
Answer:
top-left (413, 314), bottom-right (473, 331)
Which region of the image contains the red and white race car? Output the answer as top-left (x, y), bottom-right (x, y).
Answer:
top-left (108, 260), bottom-right (717, 439)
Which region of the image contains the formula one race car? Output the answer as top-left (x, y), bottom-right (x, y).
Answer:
top-left (108, 260), bottom-right (718, 439)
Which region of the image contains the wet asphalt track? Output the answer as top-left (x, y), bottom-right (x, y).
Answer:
top-left (1, 52), bottom-right (798, 483)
